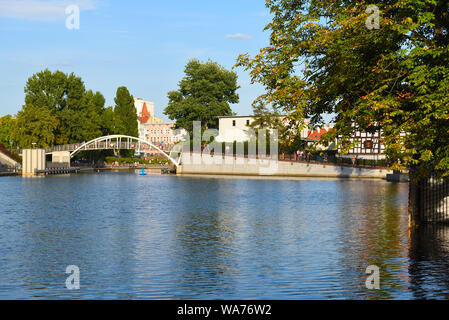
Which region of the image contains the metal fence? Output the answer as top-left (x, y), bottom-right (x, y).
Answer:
top-left (0, 165), bottom-right (20, 173)
top-left (279, 153), bottom-right (387, 168)
top-left (410, 171), bottom-right (449, 224)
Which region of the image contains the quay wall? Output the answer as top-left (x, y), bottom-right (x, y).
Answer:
top-left (177, 154), bottom-right (391, 179)
top-left (22, 149), bottom-right (45, 177)
top-left (0, 150), bottom-right (19, 168)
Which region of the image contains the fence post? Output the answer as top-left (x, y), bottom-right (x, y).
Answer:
top-left (409, 171), bottom-right (421, 228)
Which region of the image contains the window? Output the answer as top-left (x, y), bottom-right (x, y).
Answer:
top-left (246, 120), bottom-right (250, 126)
top-left (232, 120), bottom-right (236, 127)
top-left (364, 140), bottom-right (373, 149)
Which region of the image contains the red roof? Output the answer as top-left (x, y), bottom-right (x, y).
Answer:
top-left (138, 102), bottom-right (151, 124)
top-left (307, 128), bottom-right (328, 141)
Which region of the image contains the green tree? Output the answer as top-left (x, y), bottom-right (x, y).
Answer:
top-left (23, 69), bottom-right (107, 144)
top-left (92, 91), bottom-right (106, 115)
top-left (25, 69), bottom-right (68, 111)
top-left (101, 106), bottom-right (116, 136)
top-left (80, 90), bottom-right (103, 141)
top-left (10, 104), bottom-right (59, 148)
top-left (237, 0), bottom-right (449, 178)
top-left (114, 86), bottom-right (138, 137)
top-left (164, 59), bottom-right (239, 134)
top-left (0, 115), bottom-right (14, 147)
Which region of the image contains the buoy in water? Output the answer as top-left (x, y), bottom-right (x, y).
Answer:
top-left (140, 169), bottom-right (147, 176)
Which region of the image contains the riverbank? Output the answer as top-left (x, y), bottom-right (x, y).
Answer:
top-left (0, 171), bottom-right (18, 177)
top-left (177, 155), bottom-right (391, 179)
top-left (78, 165), bottom-right (172, 175)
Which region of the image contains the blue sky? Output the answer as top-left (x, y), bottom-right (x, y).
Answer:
top-left (0, 0), bottom-right (272, 121)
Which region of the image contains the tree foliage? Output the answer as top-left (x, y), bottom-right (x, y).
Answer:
top-left (0, 115), bottom-right (14, 147)
top-left (236, 0), bottom-right (449, 178)
top-left (101, 106), bottom-right (116, 136)
top-left (21, 69), bottom-right (108, 145)
top-left (164, 59), bottom-right (239, 133)
top-left (9, 69), bottom-right (137, 149)
top-left (114, 86), bottom-right (138, 137)
top-left (10, 104), bottom-right (59, 148)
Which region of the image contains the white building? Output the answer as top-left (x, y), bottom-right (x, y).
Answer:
top-left (215, 115), bottom-right (386, 159)
top-left (215, 115), bottom-right (310, 143)
top-left (337, 129), bottom-right (386, 160)
top-left (215, 116), bottom-right (254, 143)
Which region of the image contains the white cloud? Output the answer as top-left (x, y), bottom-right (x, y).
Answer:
top-left (226, 33), bottom-right (252, 40)
top-left (0, 0), bottom-right (97, 21)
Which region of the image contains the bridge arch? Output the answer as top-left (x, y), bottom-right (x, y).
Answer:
top-left (69, 135), bottom-right (181, 167)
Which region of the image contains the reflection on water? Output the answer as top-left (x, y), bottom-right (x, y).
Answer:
top-left (410, 225), bottom-right (449, 299)
top-left (0, 173), bottom-right (448, 299)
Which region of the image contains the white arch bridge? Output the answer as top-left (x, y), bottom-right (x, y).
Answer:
top-left (46, 135), bottom-right (182, 167)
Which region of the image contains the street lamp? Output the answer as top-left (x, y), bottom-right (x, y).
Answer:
top-left (32, 142), bottom-right (37, 149)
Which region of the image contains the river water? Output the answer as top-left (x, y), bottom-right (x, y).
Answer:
top-left (0, 173), bottom-right (448, 299)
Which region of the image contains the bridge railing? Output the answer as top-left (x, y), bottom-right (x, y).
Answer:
top-left (47, 141), bottom-right (146, 153)
top-left (47, 144), bottom-right (77, 153)
top-left (47, 141), bottom-right (176, 154)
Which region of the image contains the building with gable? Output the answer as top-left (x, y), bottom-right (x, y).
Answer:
top-left (134, 98), bottom-right (186, 156)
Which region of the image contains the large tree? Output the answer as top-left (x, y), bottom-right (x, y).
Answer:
top-left (164, 59), bottom-right (239, 134)
top-left (10, 105), bottom-right (59, 148)
top-left (113, 86), bottom-right (138, 137)
top-left (101, 106), bottom-right (116, 136)
top-left (237, 0), bottom-right (449, 178)
top-left (22, 69), bottom-right (107, 144)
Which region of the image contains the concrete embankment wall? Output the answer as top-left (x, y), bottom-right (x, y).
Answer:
top-left (22, 149), bottom-right (45, 177)
top-left (177, 154), bottom-right (391, 179)
top-left (0, 150), bottom-right (19, 168)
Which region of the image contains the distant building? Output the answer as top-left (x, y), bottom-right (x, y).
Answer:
top-left (215, 116), bottom-right (255, 143)
top-left (135, 98), bottom-right (162, 141)
top-left (305, 126), bottom-right (336, 151)
top-left (215, 115), bottom-right (386, 159)
top-left (144, 122), bottom-right (186, 155)
top-left (134, 98), bottom-right (186, 156)
top-left (337, 127), bottom-right (386, 160)
top-left (215, 115), bottom-right (314, 144)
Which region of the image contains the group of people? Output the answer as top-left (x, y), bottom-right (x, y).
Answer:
top-left (296, 150), bottom-right (313, 162)
top-left (294, 150), bottom-right (330, 163)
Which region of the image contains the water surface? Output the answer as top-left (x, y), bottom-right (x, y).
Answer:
top-left (0, 173), bottom-right (448, 299)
